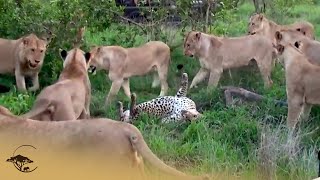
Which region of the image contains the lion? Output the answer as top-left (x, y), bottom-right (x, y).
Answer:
top-left (275, 29), bottom-right (320, 66)
top-left (248, 13), bottom-right (315, 43)
top-left (88, 41), bottom-right (171, 107)
top-left (0, 105), bottom-right (209, 180)
top-left (0, 33), bottom-right (49, 92)
top-left (274, 41), bottom-right (320, 129)
top-left (21, 47), bottom-right (92, 121)
top-left (183, 31), bottom-right (275, 89)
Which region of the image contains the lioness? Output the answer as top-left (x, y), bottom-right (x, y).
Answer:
top-left (0, 105), bottom-right (208, 180)
top-left (275, 29), bottom-right (320, 66)
top-left (275, 42), bottom-right (320, 128)
top-left (22, 47), bottom-right (92, 121)
top-left (184, 31), bottom-right (275, 88)
top-left (0, 33), bottom-right (49, 92)
top-left (88, 41), bottom-right (171, 107)
top-left (248, 13), bottom-right (315, 43)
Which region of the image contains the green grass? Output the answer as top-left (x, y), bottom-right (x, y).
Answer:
top-left (1, 2), bottom-right (320, 179)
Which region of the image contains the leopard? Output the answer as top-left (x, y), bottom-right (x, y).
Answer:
top-left (119, 73), bottom-right (202, 123)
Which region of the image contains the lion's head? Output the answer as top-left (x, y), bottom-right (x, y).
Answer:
top-left (87, 46), bottom-right (104, 75)
top-left (247, 13), bottom-right (265, 35)
top-left (183, 31), bottom-right (203, 57)
top-left (60, 48), bottom-right (91, 69)
top-left (183, 31), bottom-right (222, 58)
top-left (275, 30), bottom-right (306, 46)
top-left (274, 41), bottom-right (302, 64)
top-left (20, 34), bottom-right (48, 70)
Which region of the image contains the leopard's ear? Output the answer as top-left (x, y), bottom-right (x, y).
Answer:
top-left (181, 110), bottom-right (188, 118)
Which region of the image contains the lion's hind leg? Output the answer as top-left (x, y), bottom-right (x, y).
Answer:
top-left (52, 103), bottom-right (77, 121)
top-left (152, 71), bottom-right (161, 88)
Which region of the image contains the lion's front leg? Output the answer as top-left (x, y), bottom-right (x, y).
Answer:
top-left (28, 73), bottom-right (40, 92)
top-left (79, 109), bottom-right (90, 119)
top-left (105, 79), bottom-right (123, 108)
top-left (83, 76), bottom-right (91, 118)
top-left (121, 78), bottom-right (131, 98)
top-left (208, 68), bottom-right (223, 88)
top-left (190, 68), bottom-right (209, 89)
top-left (287, 93), bottom-right (304, 129)
top-left (15, 69), bottom-right (27, 92)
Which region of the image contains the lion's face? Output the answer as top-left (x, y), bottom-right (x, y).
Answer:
top-left (183, 32), bottom-right (201, 57)
top-left (21, 34), bottom-right (47, 69)
top-left (247, 14), bottom-right (264, 35)
top-left (88, 46), bottom-right (104, 74)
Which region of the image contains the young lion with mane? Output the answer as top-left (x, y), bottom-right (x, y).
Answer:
top-left (0, 33), bottom-right (49, 92)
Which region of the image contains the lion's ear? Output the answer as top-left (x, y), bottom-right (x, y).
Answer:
top-left (22, 37), bottom-right (29, 46)
top-left (97, 47), bottom-right (101, 53)
top-left (294, 41), bottom-right (301, 49)
top-left (276, 44), bottom-right (285, 54)
top-left (84, 52), bottom-right (91, 63)
top-left (258, 14), bottom-right (264, 21)
top-left (275, 31), bottom-right (282, 41)
top-left (195, 32), bottom-right (201, 41)
top-left (60, 49), bottom-right (68, 60)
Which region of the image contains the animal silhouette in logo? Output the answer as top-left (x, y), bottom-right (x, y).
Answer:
top-left (6, 145), bottom-right (38, 173)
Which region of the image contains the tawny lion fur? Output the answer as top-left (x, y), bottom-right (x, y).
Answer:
top-left (0, 33), bottom-right (49, 92)
top-left (248, 13), bottom-right (315, 43)
top-left (88, 41), bottom-right (171, 107)
top-left (0, 105), bottom-right (208, 180)
top-left (21, 48), bottom-right (92, 121)
top-left (275, 29), bottom-right (320, 66)
top-left (183, 31), bottom-right (275, 88)
top-left (275, 42), bottom-right (320, 128)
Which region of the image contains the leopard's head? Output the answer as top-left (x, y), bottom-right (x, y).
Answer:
top-left (181, 109), bottom-right (202, 121)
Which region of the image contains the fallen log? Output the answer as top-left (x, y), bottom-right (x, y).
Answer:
top-left (220, 86), bottom-right (287, 107)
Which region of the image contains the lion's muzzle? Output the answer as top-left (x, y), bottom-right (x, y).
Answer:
top-left (28, 60), bottom-right (39, 69)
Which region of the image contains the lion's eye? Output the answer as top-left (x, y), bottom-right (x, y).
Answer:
top-left (187, 44), bottom-right (190, 47)
top-left (31, 49), bottom-right (35, 52)
top-left (40, 50), bottom-right (43, 53)
top-left (251, 23), bottom-right (255, 26)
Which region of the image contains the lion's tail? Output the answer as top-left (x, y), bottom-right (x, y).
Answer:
top-left (21, 100), bottom-right (54, 119)
top-left (129, 130), bottom-right (208, 180)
